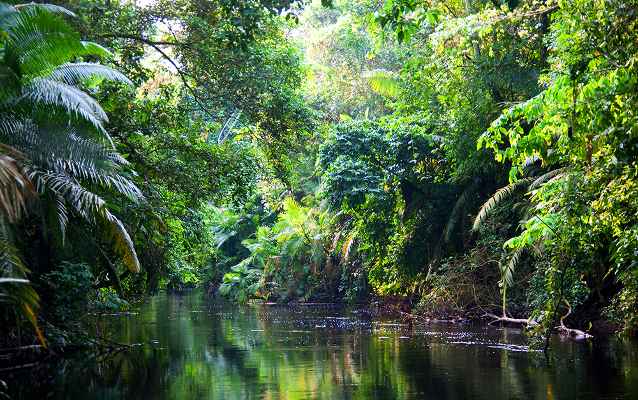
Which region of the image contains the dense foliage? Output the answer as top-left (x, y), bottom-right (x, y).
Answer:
top-left (1, 0), bottom-right (637, 352)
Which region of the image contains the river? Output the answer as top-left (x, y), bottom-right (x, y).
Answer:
top-left (5, 290), bottom-right (638, 399)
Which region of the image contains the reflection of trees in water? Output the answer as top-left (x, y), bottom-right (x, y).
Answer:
top-left (8, 293), bottom-right (638, 399)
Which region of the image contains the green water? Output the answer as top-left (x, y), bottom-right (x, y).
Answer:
top-left (6, 291), bottom-right (638, 399)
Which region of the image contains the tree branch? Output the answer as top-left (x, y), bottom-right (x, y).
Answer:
top-left (96, 33), bottom-right (188, 47)
top-left (556, 299), bottom-right (593, 339)
top-left (95, 33), bottom-right (215, 119)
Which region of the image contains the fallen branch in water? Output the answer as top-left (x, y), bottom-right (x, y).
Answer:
top-left (556, 300), bottom-right (593, 340)
top-left (483, 313), bottom-right (538, 327)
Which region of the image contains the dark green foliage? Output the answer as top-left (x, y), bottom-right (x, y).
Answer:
top-left (319, 120), bottom-right (391, 208)
top-left (42, 262), bottom-right (93, 324)
top-left (317, 119), bottom-right (474, 293)
top-left (92, 288), bottom-right (130, 312)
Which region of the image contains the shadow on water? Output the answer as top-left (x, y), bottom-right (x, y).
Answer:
top-left (4, 290), bottom-right (638, 399)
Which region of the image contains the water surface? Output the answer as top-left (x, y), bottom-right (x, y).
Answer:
top-left (6, 291), bottom-right (638, 399)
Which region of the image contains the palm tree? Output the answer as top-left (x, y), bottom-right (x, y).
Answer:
top-left (472, 166), bottom-right (566, 316)
top-left (0, 2), bottom-right (142, 340)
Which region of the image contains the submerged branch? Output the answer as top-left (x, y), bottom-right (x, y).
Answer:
top-left (556, 300), bottom-right (593, 340)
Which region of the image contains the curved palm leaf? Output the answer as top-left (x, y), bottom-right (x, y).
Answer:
top-left (0, 1), bottom-right (140, 343)
top-left (0, 120), bottom-right (127, 167)
top-left (341, 230), bottom-right (356, 261)
top-left (443, 183), bottom-right (476, 243)
top-left (28, 170), bottom-right (140, 272)
top-left (53, 192), bottom-right (68, 243)
top-left (47, 62), bottom-right (132, 86)
top-left (473, 167), bottom-right (567, 232)
top-left (528, 167), bottom-right (567, 190)
top-left (14, 3), bottom-right (77, 17)
top-left (21, 78), bottom-right (110, 133)
top-left (0, 222), bottom-right (45, 345)
top-left (499, 248), bottom-right (524, 315)
top-left (3, 9), bottom-right (83, 73)
top-left (0, 147), bottom-right (34, 223)
top-left (472, 177), bottom-right (533, 231)
top-left (103, 210), bottom-right (141, 273)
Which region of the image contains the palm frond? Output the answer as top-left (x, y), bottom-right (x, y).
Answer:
top-left (0, 113), bottom-right (31, 138)
top-left (54, 192), bottom-right (68, 244)
top-left (365, 69), bottom-right (401, 98)
top-left (499, 248), bottom-right (524, 314)
top-left (0, 151), bottom-right (33, 223)
top-left (341, 230), bottom-right (356, 261)
top-left (28, 170), bottom-right (104, 221)
top-left (21, 78), bottom-right (109, 134)
top-left (14, 3), bottom-right (76, 17)
top-left (103, 210), bottom-right (140, 273)
top-left (528, 167), bottom-right (567, 190)
top-left (501, 248), bottom-right (523, 288)
top-left (1, 122), bottom-right (126, 167)
top-left (0, 224), bottom-right (45, 345)
top-left (47, 62), bottom-right (132, 86)
top-left (0, 1), bottom-right (141, 291)
top-left (443, 185), bottom-right (473, 243)
top-left (472, 178), bottom-right (533, 231)
top-left (4, 9), bottom-right (83, 74)
top-left (46, 157), bottom-right (141, 201)
top-left (29, 170), bottom-right (140, 272)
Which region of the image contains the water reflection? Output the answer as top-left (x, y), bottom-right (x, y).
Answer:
top-left (6, 291), bottom-right (638, 399)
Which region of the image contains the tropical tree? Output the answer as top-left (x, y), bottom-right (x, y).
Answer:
top-left (0, 2), bottom-right (141, 339)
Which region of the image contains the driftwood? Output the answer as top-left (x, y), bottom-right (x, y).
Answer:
top-left (556, 300), bottom-right (593, 340)
top-left (484, 313), bottom-right (538, 327)
top-left (401, 302), bottom-right (592, 342)
top-left (484, 300), bottom-right (593, 341)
